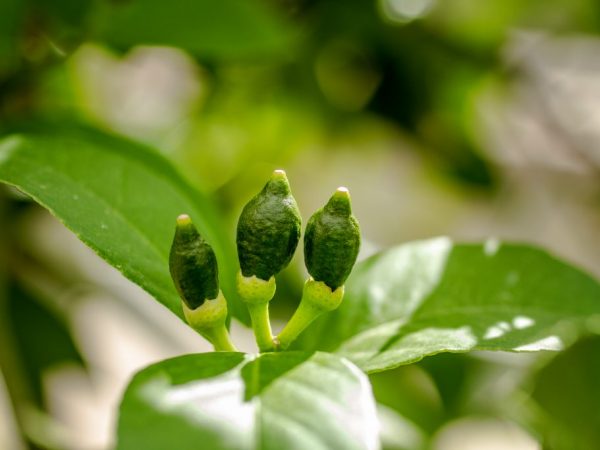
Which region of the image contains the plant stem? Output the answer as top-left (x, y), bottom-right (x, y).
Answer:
top-left (247, 302), bottom-right (275, 352)
top-left (203, 325), bottom-right (238, 352)
top-left (277, 299), bottom-right (322, 350)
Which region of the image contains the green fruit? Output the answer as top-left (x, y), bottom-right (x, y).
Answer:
top-left (236, 170), bottom-right (301, 281)
top-left (169, 214), bottom-right (219, 309)
top-left (304, 187), bottom-right (360, 290)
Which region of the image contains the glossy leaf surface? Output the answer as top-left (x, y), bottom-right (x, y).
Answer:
top-left (0, 126), bottom-right (247, 324)
top-left (117, 352), bottom-right (380, 450)
top-left (299, 238), bottom-right (600, 373)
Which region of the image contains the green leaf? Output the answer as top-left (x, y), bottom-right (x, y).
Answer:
top-left (7, 281), bottom-right (85, 408)
top-left (529, 335), bottom-right (600, 450)
top-left (240, 351), bottom-right (311, 400)
top-left (0, 0), bottom-right (24, 74)
top-left (0, 125), bottom-right (248, 325)
top-left (369, 364), bottom-right (443, 437)
top-left (299, 238), bottom-right (600, 373)
top-left (94, 0), bottom-right (296, 60)
top-left (117, 352), bottom-right (379, 450)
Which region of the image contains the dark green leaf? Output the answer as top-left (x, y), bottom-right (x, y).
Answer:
top-left (530, 335), bottom-right (600, 450)
top-left (94, 0), bottom-right (296, 60)
top-left (299, 238), bottom-right (600, 373)
top-left (369, 364), bottom-right (443, 437)
top-left (0, 0), bottom-right (24, 74)
top-left (0, 125), bottom-right (248, 324)
top-left (7, 281), bottom-right (85, 407)
top-left (117, 352), bottom-right (379, 450)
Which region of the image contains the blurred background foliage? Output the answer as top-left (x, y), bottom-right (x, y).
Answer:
top-left (1, 0), bottom-right (600, 449)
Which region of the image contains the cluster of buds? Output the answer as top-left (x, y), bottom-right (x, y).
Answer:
top-left (168, 169), bottom-right (360, 352)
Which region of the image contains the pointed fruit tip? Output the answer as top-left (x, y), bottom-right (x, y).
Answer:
top-left (332, 187), bottom-right (351, 203)
top-left (335, 186), bottom-right (350, 197)
top-left (271, 169), bottom-right (288, 181)
top-left (177, 214), bottom-right (192, 226)
top-left (324, 186), bottom-right (352, 215)
top-left (265, 169), bottom-right (291, 195)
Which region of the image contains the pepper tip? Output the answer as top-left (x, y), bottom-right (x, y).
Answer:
top-left (333, 187), bottom-right (350, 201)
top-left (271, 169), bottom-right (287, 181)
top-left (177, 214), bottom-right (192, 226)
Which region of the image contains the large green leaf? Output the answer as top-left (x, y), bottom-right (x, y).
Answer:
top-left (0, 125), bottom-right (248, 324)
top-left (117, 352), bottom-right (380, 450)
top-left (529, 335), bottom-right (600, 450)
top-left (298, 238), bottom-right (600, 373)
top-left (94, 0), bottom-right (296, 60)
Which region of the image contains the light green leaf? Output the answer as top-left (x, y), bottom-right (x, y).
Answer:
top-left (0, 125), bottom-right (249, 324)
top-left (94, 0), bottom-right (296, 60)
top-left (299, 238), bottom-right (600, 373)
top-left (117, 352), bottom-right (380, 450)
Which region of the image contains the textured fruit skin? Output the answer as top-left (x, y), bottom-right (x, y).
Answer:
top-left (237, 171), bottom-right (301, 281)
top-left (169, 215), bottom-right (219, 309)
top-left (304, 189), bottom-right (360, 290)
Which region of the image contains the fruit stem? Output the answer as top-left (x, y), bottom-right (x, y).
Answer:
top-left (277, 279), bottom-right (343, 350)
top-left (277, 297), bottom-right (322, 350)
top-left (247, 302), bottom-right (275, 352)
top-left (202, 324), bottom-right (238, 352)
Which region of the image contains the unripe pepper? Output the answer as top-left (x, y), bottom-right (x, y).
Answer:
top-left (169, 214), bottom-right (236, 352)
top-left (237, 169), bottom-right (301, 281)
top-left (170, 214), bottom-right (219, 309)
top-left (236, 170), bottom-right (301, 352)
top-left (277, 187), bottom-right (360, 350)
top-left (304, 187), bottom-right (360, 290)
